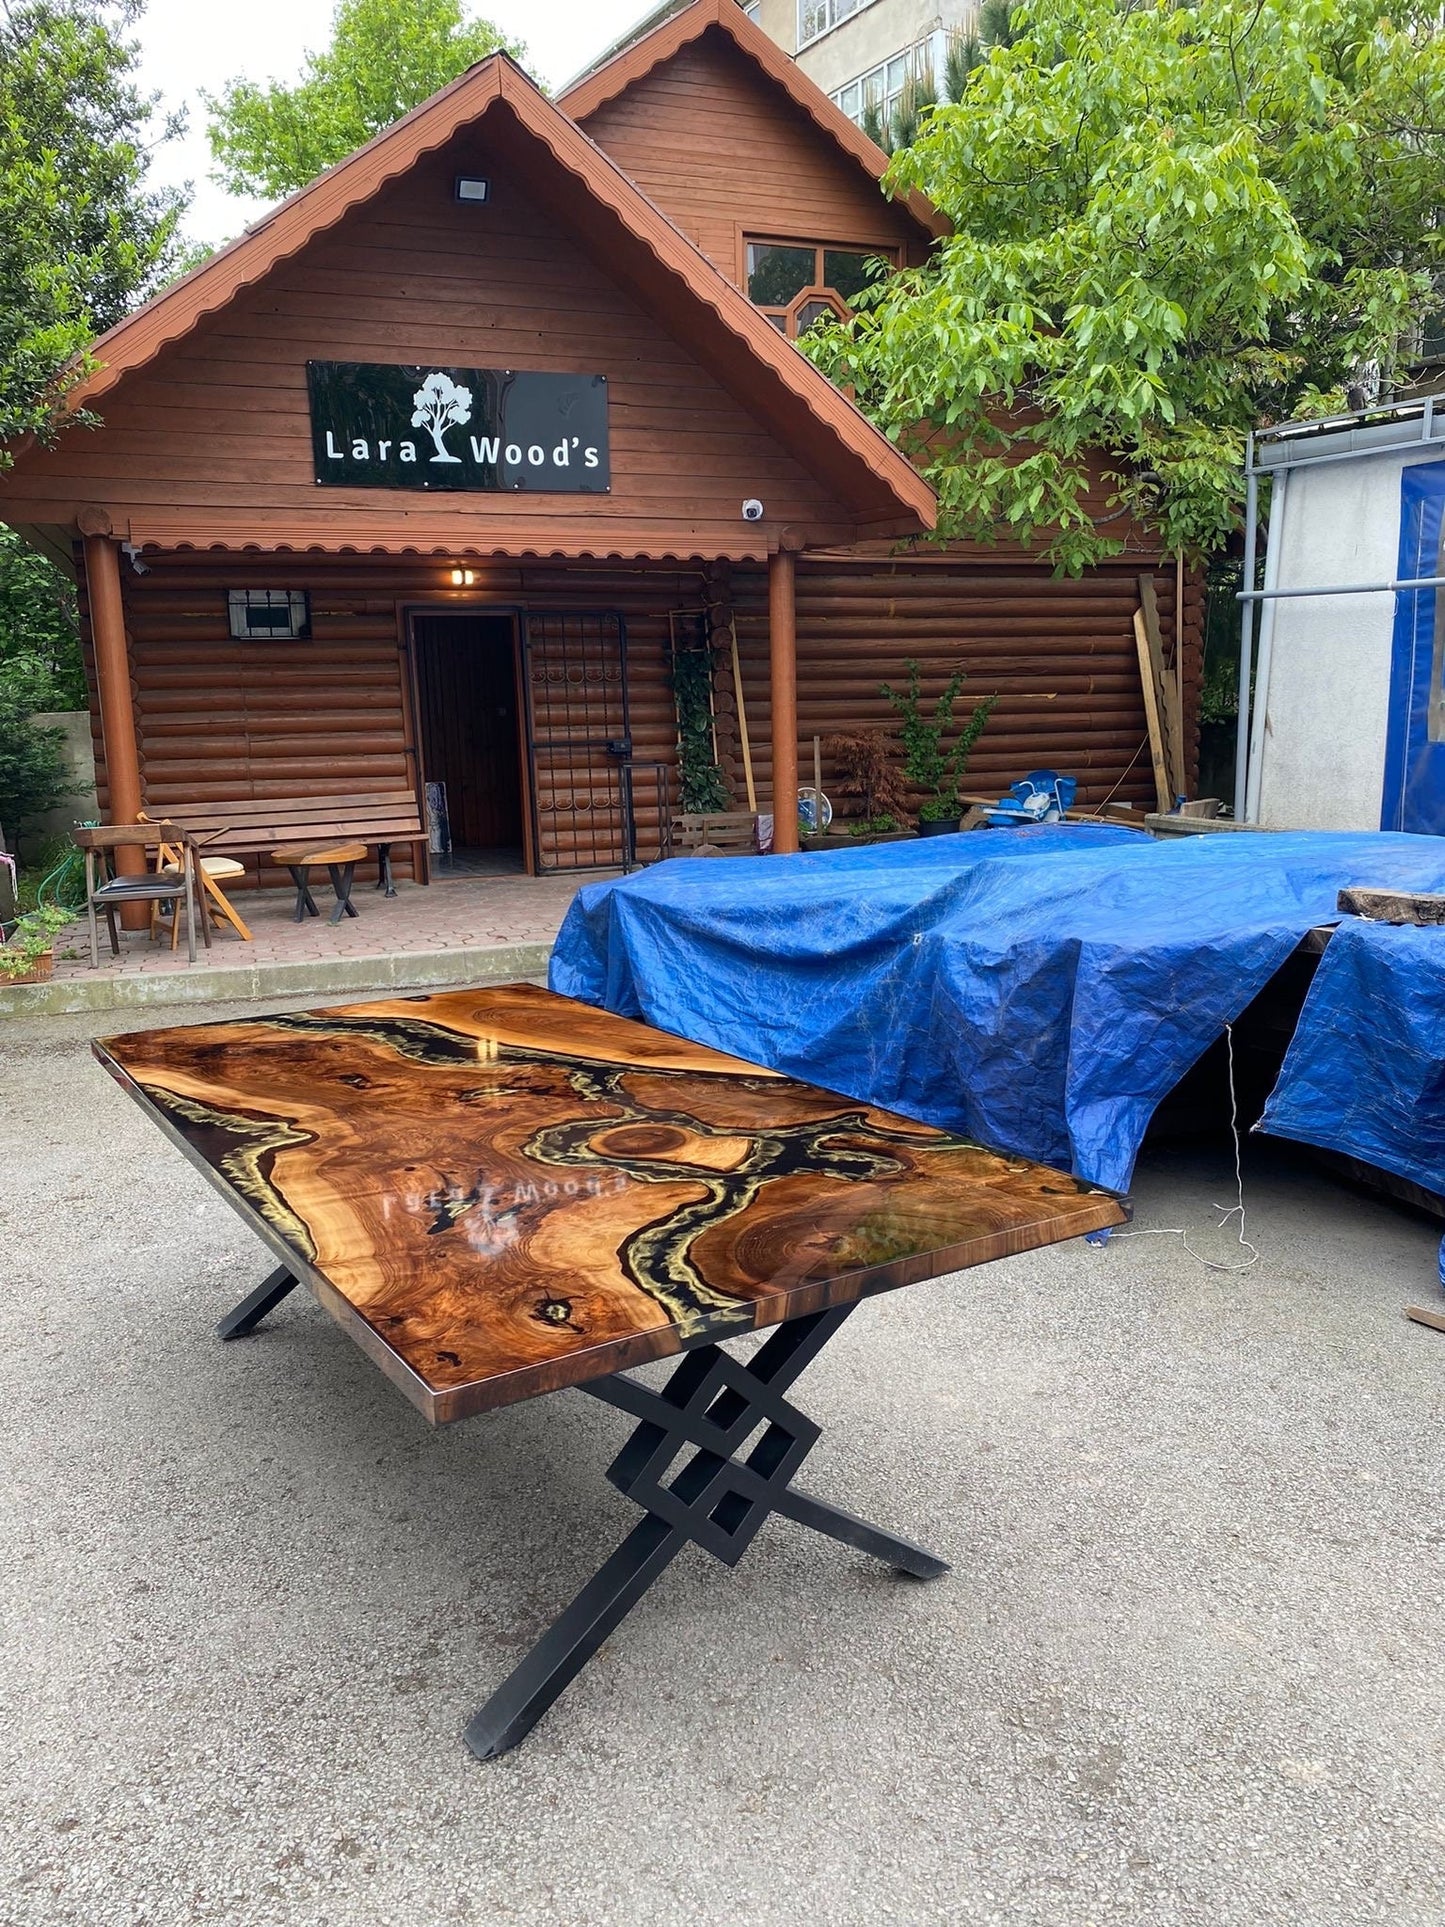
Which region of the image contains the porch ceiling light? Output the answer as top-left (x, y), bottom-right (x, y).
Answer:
top-left (449, 565), bottom-right (477, 587)
top-left (454, 176), bottom-right (490, 203)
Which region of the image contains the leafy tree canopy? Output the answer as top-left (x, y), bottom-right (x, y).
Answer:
top-left (0, 0), bottom-right (187, 450)
top-left (205, 0), bottom-right (528, 201)
top-left (808, 0), bottom-right (1445, 571)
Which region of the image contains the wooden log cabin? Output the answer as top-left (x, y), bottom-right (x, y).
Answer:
top-left (0, 0), bottom-right (1201, 891)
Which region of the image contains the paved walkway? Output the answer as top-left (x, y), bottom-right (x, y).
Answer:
top-left (5, 873), bottom-right (609, 1015)
top-left (4, 994), bottom-right (1444, 1927)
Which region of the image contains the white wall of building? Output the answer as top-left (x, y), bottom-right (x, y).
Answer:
top-left (754, 0), bottom-right (976, 104)
top-left (1254, 446), bottom-right (1442, 830)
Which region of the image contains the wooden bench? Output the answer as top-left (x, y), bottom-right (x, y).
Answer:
top-left (147, 792), bottom-right (428, 897)
top-left (672, 811), bottom-right (759, 857)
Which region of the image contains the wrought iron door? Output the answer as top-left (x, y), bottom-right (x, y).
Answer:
top-left (522, 611), bottom-right (632, 871)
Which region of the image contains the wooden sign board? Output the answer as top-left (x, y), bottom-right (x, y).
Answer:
top-left (307, 363), bottom-right (610, 492)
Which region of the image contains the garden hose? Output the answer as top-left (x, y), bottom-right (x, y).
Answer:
top-left (35, 822), bottom-right (96, 913)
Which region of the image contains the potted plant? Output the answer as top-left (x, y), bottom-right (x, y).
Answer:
top-left (821, 728), bottom-right (915, 844)
top-left (882, 660), bottom-right (997, 834)
top-left (0, 903), bottom-right (72, 985)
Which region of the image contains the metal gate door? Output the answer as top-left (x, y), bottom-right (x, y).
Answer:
top-left (522, 611), bottom-right (632, 871)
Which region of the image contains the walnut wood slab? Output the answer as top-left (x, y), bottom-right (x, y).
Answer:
top-left (94, 984), bottom-right (1126, 1424)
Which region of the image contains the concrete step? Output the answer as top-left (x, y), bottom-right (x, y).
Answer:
top-left (0, 938), bottom-right (554, 1018)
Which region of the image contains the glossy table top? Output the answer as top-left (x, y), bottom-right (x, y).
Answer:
top-left (95, 984), bottom-right (1126, 1423)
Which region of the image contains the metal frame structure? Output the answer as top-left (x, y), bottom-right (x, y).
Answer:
top-left (522, 609), bottom-right (634, 872)
top-left (1236, 395), bottom-right (1445, 821)
top-left (217, 1273), bottom-right (949, 1759)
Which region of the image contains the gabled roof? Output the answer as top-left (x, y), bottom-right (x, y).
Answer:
top-left (560, 0), bottom-right (947, 244)
top-left (27, 54), bottom-right (932, 543)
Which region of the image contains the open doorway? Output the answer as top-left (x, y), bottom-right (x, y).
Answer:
top-left (411, 611), bottom-right (525, 875)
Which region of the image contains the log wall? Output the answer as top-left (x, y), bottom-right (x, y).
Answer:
top-left (86, 550), bottom-right (712, 887)
top-left (80, 546), bottom-right (1203, 888)
top-left (724, 553), bottom-right (1204, 819)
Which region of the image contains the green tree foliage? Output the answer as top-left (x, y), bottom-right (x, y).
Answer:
top-left (670, 640), bottom-right (729, 814)
top-left (0, 691), bottom-right (72, 847)
top-left (0, 0), bottom-right (186, 451)
top-left (0, 527), bottom-right (84, 847)
top-left (807, 0), bottom-right (1445, 570)
top-left (882, 661), bottom-right (996, 820)
top-left (205, 0), bottom-right (528, 201)
top-left (0, 528), bottom-right (84, 712)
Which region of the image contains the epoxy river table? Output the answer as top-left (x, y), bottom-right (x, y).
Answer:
top-left (95, 984), bottom-right (1126, 1757)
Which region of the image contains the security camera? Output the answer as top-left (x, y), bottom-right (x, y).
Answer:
top-left (741, 498), bottom-right (765, 522)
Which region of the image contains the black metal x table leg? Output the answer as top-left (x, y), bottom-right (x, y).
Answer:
top-left (463, 1303), bottom-right (948, 1761)
top-left (216, 1264), bottom-right (299, 1339)
top-left (285, 865), bottom-right (321, 922)
top-left (326, 861), bottom-right (360, 924)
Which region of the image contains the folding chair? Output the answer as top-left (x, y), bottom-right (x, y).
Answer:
top-left (139, 811), bottom-right (253, 946)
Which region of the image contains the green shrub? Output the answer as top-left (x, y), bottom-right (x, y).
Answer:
top-left (0, 689), bottom-right (72, 853)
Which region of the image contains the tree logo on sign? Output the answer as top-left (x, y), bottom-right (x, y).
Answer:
top-left (411, 371), bottom-right (472, 464)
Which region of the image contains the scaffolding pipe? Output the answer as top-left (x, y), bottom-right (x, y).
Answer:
top-left (1238, 572), bottom-right (1445, 601)
top-left (1244, 467), bottom-right (1288, 824)
top-left (1234, 461), bottom-right (1259, 821)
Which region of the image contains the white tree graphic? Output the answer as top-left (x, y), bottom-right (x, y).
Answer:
top-left (411, 371), bottom-right (472, 464)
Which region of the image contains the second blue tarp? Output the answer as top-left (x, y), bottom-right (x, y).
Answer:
top-left (1257, 918), bottom-right (1445, 1193)
top-left (551, 828), bottom-right (1445, 1193)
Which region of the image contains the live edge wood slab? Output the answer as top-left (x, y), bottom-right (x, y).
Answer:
top-left (93, 984), bottom-right (1126, 1425)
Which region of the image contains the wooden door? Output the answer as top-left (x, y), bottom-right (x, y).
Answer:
top-left (412, 613), bottom-right (523, 851)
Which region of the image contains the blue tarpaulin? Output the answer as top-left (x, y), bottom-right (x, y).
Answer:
top-left (1381, 460), bottom-right (1445, 835)
top-left (551, 828), bottom-right (1445, 1194)
top-left (1257, 918), bottom-right (1445, 1194)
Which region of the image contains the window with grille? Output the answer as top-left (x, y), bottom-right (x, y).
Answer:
top-left (744, 239), bottom-right (896, 339)
top-left (226, 589), bottom-right (311, 640)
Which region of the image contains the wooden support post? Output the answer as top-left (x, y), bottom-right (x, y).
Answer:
top-left (769, 548), bottom-right (799, 855)
top-left (83, 531), bottom-right (147, 925)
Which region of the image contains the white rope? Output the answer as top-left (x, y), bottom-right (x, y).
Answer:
top-left (1111, 1022), bottom-right (1260, 1274)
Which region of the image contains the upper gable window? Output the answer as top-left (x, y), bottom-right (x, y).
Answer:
top-left (799, 0), bottom-right (877, 50)
top-left (745, 239), bottom-right (895, 339)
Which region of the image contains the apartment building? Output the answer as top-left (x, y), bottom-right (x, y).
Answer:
top-left (753, 0), bottom-right (977, 126)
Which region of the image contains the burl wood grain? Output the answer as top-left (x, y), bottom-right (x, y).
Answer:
top-left (95, 984), bottom-right (1126, 1423)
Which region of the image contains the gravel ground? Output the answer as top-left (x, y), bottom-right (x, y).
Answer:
top-left (2, 997), bottom-right (1444, 1927)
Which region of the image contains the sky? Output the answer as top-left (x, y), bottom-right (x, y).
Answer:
top-left (131, 0), bottom-right (652, 247)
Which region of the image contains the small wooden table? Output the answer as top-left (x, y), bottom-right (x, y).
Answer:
top-left (94, 985), bottom-right (1126, 1758)
top-left (270, 840), bottom-right (368, 924)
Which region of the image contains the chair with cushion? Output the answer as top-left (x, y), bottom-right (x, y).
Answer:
top-left (139, 811), bottom-right (253, 945)
top-left (73, 824), bottom-right (212, 967)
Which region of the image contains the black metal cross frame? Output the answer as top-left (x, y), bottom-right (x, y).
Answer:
top-left (216, 1278), bottom-right (949, 1760)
